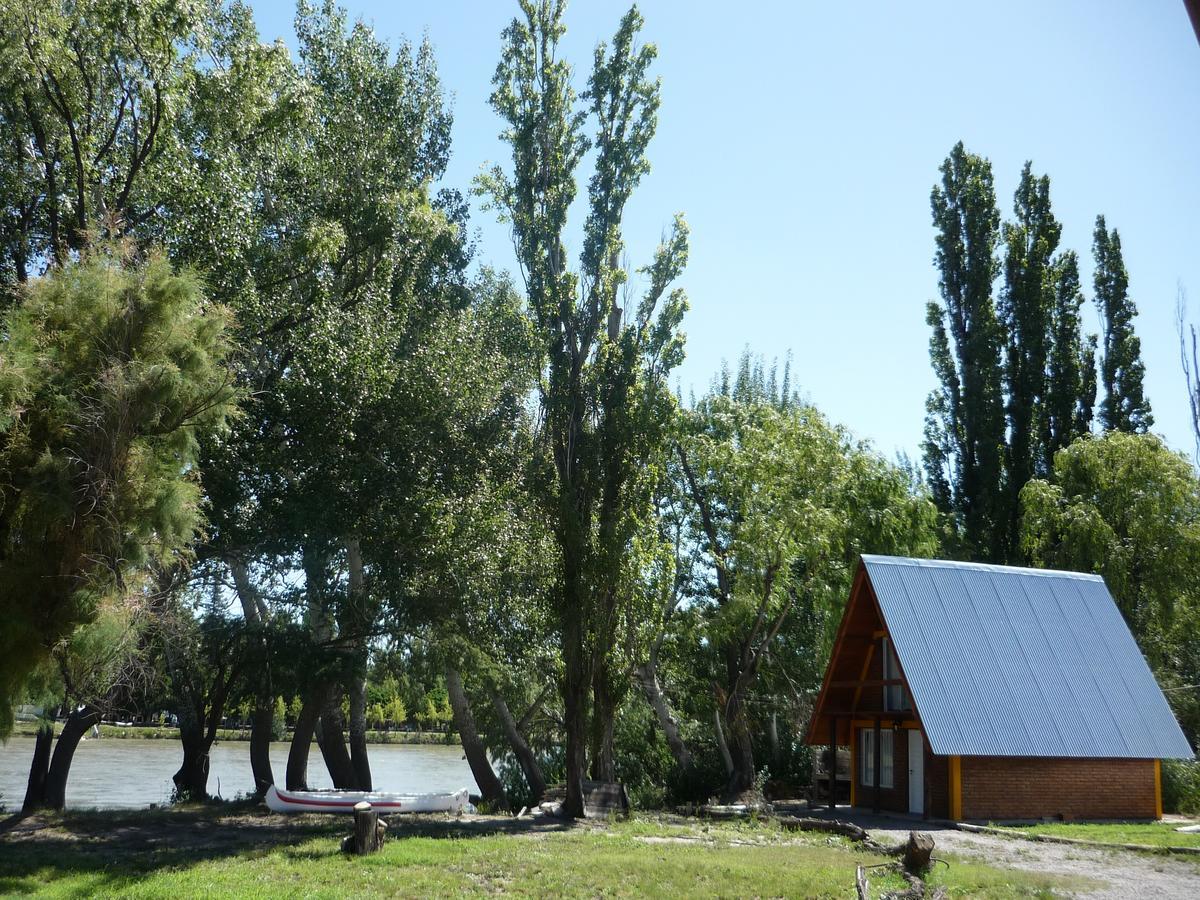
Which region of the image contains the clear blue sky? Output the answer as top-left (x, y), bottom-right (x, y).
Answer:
top-left (251, 0), bottom-right (1200, 461)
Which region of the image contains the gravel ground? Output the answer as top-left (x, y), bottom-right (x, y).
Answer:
top-left (841, 811), bottom-right (1200, 899)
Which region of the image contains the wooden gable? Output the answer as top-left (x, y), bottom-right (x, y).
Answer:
top-left (805, 563), bottom-right (921, 746)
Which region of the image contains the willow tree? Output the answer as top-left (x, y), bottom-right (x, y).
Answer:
top-left (478, 0), bottom-right (688, 817)
top-left (1022, 432), bottom-right (1200, 739)
top-left (675, 364), bottom-right (937, 798)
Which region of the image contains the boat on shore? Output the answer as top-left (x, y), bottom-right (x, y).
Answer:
top-left (265, 783), bottom-right (471, 814)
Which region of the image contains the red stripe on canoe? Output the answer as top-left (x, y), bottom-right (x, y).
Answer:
top-left (274, 790), bottom-right (406, 809)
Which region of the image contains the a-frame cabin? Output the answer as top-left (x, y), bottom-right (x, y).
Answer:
top-left (806, 555), bottom-right (1193, 821)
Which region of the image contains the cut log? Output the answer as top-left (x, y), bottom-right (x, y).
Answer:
top-left (350, 801), bottom-right (382, 855)
top-left (902, 830), bottom-right (935, 874)
top-left (855, 864), bottom-right (870, 900)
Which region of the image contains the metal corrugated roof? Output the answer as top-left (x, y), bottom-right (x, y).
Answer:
top-left (862, 555), bottom-right (1194, 759)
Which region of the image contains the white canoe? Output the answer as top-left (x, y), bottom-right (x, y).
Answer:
top-left (265, 783), bottom-right (471, 814)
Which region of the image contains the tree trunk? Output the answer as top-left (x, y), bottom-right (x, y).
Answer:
top-left (172, 713), bottom-right (211, 801)
top-left (723, 689), bottom-right (757, 798)
top-left (287, 686), bottom-right (325, 791)
top-left (714, 708), bottom-right (734, 777)
top-left (636, 660), bottom-right (692, 773)
top-left (769, 712), bottom-right (781, 767)
top-left (562, 611), bottom-right (588, 818)
top-left (317, 689), bottom-right (358, 790)
top-left (589, 671), bottom-right (617, 782)
top-left (348, 674), bottom-right (371, 791)
top-left (22, 722), bottom-right (54, 812)
top-left (249, 702), bottom-right (274, 796)
top-left (230, 557), bottom-right (274, 796)
top-left (344, 538), bottom-right (371, 792)
top-left (445, 665), bottom-right (508, 811)
top-left (43, 705), bottom-right (100, 810)
top-left (492, 691), bottom-right (545, 803)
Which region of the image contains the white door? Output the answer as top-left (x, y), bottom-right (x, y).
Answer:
top-left (908, 729), bottom-right (924, 815)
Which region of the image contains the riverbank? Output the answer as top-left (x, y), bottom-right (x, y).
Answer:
top-left (1, 737), bottom-right (474, 810)
top-left (0, 803), bottom-right (1085, 898)
top-left (12, 721), bottom-right (456, 745)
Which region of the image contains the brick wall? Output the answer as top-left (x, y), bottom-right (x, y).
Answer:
top-left (960, 757), bottom-right (1157, 821)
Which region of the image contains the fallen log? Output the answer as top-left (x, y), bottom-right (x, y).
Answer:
top-left (855, 864), bottom-right (870, 900)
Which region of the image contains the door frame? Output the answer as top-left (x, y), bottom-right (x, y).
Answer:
top-left (907, 728), bottom-right (924, 815)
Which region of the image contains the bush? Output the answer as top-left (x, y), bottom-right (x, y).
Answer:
top-left (1162, 759), bottom-right (1200, 815)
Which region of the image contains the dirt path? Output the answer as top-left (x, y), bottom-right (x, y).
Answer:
top-left (862, 818), bottom-right (1200, 899)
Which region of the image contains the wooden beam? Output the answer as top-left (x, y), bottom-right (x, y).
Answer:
top-left (804, 565), bottom-right (869, 745)
top-left (849, 726), bottom-right (857, 807)
top-left (872, 716), bottom-right (881, 813)
top-left (821, 709), bottom-right (917, 719)
top-left (849, 642), bottom-right (876, 712)
top-left (828, 715), bottom-right (837, 811)
top-left (949, 755), bottom-right (962, 821)
top-left (834, 678), bottom-right (904, 688)
top-left (1155, 759), bottom-right (1163, 819)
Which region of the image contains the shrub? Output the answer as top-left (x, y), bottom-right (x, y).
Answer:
top-left (1163, 759), bottom-right (1200, 815)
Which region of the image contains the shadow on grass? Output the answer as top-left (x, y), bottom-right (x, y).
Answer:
top-left (0, 799), bottom-right (578, 896)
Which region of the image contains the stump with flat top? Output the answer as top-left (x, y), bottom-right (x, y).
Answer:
top-left (341, 801), bottom-right (384, 855)
top-left (902, 830), bottom-right (935, 873)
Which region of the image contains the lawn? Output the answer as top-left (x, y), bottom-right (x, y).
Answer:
top-left (0, 805), bottom-right (1087, 899)
top-left (991, 820), bottom-right (1200, 850)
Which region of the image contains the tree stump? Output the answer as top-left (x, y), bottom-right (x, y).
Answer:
top-left (350, 801), bottom-right (382, 855)
top-left (902, 831), bottom-right (935, 874)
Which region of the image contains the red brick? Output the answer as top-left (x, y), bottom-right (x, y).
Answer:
top-left (960, 757), bottom-right (1156, 821)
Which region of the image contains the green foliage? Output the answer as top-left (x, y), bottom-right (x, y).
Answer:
top-left (1093, 215), bottom-right (1153, 433)
top-left (0, 0), bottom-right (225, 280)
top-left (0, 247), bottom-right (236, 735)
top-left (478, 0), bottom-right (690, 801)
top-left (1042, 251), bottom-right (1097, 464)
top-left (1022, 432), bottom-right (1200, 739)
top-left (923, 142), bottom-right (1007, 561)
top-left (670, 355), bottom-right (938, 794)
top-left (1163, 759), bottom-right (1200, 816)
top-left (271, 696), bottom-right (287, 741)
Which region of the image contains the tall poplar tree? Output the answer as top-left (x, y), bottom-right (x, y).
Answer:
top-left (998, 163), bottom-right (1061, 555)
top-left (922, 142), bottom-right (1006, 560)
top-left (1041, 251), bottom-right (1096, 465)
top-left (479, 0), bottom-right (688, 817)
top-left (1093, 215), bottom-right (1153, 433)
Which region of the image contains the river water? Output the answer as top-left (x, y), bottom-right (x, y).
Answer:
top-left (0, 736), bottom-right (475, 810)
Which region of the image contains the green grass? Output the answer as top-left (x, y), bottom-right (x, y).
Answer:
top-left (991, 820), bottom-right (1200, 850)
top-left (0, 806), bottom-right (1089, 899)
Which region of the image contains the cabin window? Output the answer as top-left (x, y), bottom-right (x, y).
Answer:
top-left (882, 637), bottom-right (907, 711)
top-left (859, 727), bottom-right (894, 788)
